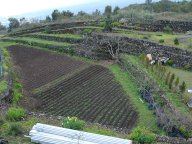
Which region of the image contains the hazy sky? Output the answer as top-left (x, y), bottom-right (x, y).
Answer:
top-left (0, 0), bottom-right (99, 17)
top-left (0, 0), bottom-right (148, 17)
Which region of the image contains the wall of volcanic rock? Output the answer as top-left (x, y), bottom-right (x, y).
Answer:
top-left (120, 19), bottom-right (192, 33)
top-left (86, 33), bottom-right (192, 70)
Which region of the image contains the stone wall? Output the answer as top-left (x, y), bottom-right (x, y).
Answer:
top-left (120, 19), bottom-right (192, 33)
top-left (8, 21), bottom-right (98, 36)
top-left (87, 33), bottom-right (192, 70)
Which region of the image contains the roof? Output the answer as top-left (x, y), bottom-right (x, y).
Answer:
top-left (29, 123), bottom-right (132, 144)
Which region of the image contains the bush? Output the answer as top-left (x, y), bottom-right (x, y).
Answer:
top-left (179, 81), bottom-right (186, 93)
top-left (6, 107), bottom-right (26, 121)
top-left (112, 22), bottom-right (121, 27)
top-left (184, 64), bottom-right (191, 70)
top-left (0, 118), bottom-right (4, 126)
top-left (174, 38), bottom-right (179, 45)
top-left (62, 117), bottom-right (85, 130)
top-left (165, 72), bottom-right (171, 85)
top-left (129, 127), bottom-right (156, 144)
top-left (166, 59), bottom-right (174, 66)
top-left (174, 77), bottom-right (180, 88)
top-left (7, 123), bottom-right (23, 136)
top-left (104, 15), bottom-right (112, 32)
top-left (163, 25), bottom-right (173, 34)
top-left (159, 39), bottom-right (164, 43)
top-left (83, 29), bottom-right (92, 34)
top-left (179, 126), bottom-right (192, 139)
top-left (182, 92), bottom-right (190, 104)
top-left (169, 73), bottom-right (175, 89)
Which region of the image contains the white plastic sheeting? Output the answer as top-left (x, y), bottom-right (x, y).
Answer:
top-left (29, 123), bottom-right (132, 144)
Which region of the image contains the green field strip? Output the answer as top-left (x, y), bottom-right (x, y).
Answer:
top-left (2, 37), bottom-right (74, 47)
top-left (33, 64), bottom-right (91, 94)
top-left (110, 64), bottom-right (162, 134)
top-left (115, 29), bottom-right (192, 51)
top-left (31, 33), bottom-right (83, 39)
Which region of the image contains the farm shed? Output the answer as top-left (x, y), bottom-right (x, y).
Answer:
top-left (29, 123), bottom-right (132, 144)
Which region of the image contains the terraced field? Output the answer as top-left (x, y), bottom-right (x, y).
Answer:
top-left (8, 45), bottom-right (86, 90)
top-left (35, 65), bottom-right (138, 130)
top-left (9, 45), bottom-right (138, 131)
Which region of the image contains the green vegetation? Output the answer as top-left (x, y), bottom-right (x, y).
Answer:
top-left (167, 66), bottom-right (192, 89)
top-left (110, 64), bottom-right (161, 133)
top-left (128, 127), bottom-right (156, 144)
top-left (117, 30), bottom-right (191, 51)
top-left (6, 107), bottom-right (26, 121)
top-left (7, 123), bottom-right (23, 136)
top-left (125, 55), bottom-right (191, 116)
top-left (62, 117), bottom-right (86, 130)
top-left (3, 37), bottom-right (73, 46)
top-left (0, 80), bottom-right (8, 94)
top-left (35, 33), bottom-right (82, 39)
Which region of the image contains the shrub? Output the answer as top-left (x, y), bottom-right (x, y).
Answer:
top-left (0, 118), bottom-right (4, 126)
top-left (183, 92), bottom-right (190, 104)
top-left (184, 64), bottom-right (191, 70)
top-left (179, 81), bottom-right (186, 93)
top-left (129, 127), bottom-right (156, 144)
top-left (112, 22), bottom-right (121, 27)
top-left (174, 38), bottom-right (179, 45)
top-left (83, 29), bottom-right (92, 34)
top-left (179, 126), bottom-right (192, 139)
top-left (169, 73), bottom-right (175, 89)
top-left (104, 15), bottom-right (112, 32)
top-left (163, 25), bottom-right (173, 34)
top-left (166, 59), bottom-right (174, 66)
top-left (7, 123), bottom-right (23, 136)
top-left (165, 72), bottom-right (171, 85)
top-left (143, 36), bottom-right (148, 39)
top-left (159, 39), bottom-right (164, 43)
top-left (175, 77), bottom-right (180, 88)
top-left (6, 107), bottom-right (26, 121)
top-left (62, 117), bottom-right (85, 130)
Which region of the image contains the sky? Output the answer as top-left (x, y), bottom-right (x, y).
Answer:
top-left (0, 0), bottom-right (148, 17)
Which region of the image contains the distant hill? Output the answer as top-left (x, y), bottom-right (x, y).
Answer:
top-left (0, 0), bottom-right (144, 26)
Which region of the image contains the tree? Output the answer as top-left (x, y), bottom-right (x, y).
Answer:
top-left (0, 22), bottom-right (6, 31)
top-left (8, 18), bottom-right (19, 32)
top-left (169, 73), bottom-right (175, 89)
top-left (113, 6), bottom-right (120, 15)
top-left (146, 0), bottom-right (152, 5)
top-left (77, 11), bottom-right (87, 16)
top-left (104, 14), bottom-right (112, 32)
top-left (179, 81), bottom-right (186, 93)
top-left (51, 9), bottom-right (60, 21)
top-left (45, 16), bottom-right (51, 22)
top-left (62, 10), bottom-right (74, 17)
top-left (92, 9), bottom-right (101, 16)
top-left (175, 77), bottom-right (179, 88)
top-left (104, 5), bottom-right (112, 15)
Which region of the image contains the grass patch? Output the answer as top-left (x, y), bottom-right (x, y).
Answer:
top-left (0, 80), bottom-right (8, 94)
top-left (109, 64), bottom-right (161, 134)
top-left (2, 37), bottom-right (73, 47)
top-left (35, 33), bottom-right (82, 39)
top-left (126, 55), bottom-right (191, 117)
top-left (117, 30), bottom-right (191, 50)
top-left (167, 66), bottom-right (192, 89)
top-left (6, 107), bottom-right (26, 121)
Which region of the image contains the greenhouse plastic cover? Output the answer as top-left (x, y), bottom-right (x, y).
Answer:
top-left (29, 123), bottom-right (132, 144)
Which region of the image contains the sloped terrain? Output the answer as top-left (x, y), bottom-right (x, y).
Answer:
top-left (8, 45), bottom-right (86, 90)
top-left (34, 65), bottom-right (138, 131)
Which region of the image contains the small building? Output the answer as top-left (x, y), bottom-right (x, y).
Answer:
top-left (29, 123), bottom-right (132, 144)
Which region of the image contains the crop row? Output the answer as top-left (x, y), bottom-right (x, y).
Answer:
top-left (35, 65), bottom-right (138, 131)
